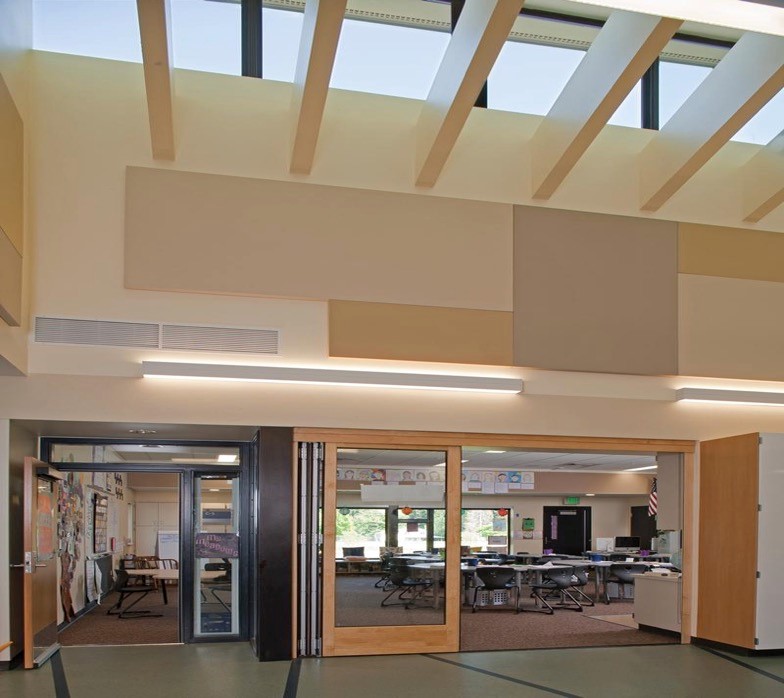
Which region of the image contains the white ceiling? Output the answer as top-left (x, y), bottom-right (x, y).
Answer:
top-left (337, 446), bottom-right (657, 473)
top-left (13, 419), bottom-right (257, 441)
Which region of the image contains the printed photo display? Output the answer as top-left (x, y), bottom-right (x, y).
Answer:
top-left (336, 467), bottom-right (535, 492)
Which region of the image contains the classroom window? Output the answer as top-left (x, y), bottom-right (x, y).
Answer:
top-left (461, 509), bottom-right (511, 554)
top-left (33, 0), bottom-right (143, 62)
top-left (659, 60), bottom-right (712, 127)
top-left (732, 88), bottom-right (784, 145)
top-left (330, 19), bottom-right (450, 99)
top-left (487, 41), bottom-right (584, 115)
top-left (336, 507), bottom-right (387, 559)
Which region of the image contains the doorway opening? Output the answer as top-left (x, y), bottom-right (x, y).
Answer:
top-left (42, 439), bottom-right (247, 647)
top-left (458, 447), bottom-right (684, 652)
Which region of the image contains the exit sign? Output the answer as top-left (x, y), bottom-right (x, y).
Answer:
top-left (563, 496), bottom-right (581, 505)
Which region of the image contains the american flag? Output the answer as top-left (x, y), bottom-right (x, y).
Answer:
top-left (648, 478), bottom-right (658, 517)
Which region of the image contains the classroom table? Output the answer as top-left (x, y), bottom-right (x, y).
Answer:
top-left (126, 568), bottom-right (222, 605)
top-left (406, 562), bottom-right (474, 609)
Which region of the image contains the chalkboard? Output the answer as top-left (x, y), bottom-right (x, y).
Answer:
top-left (195, 533), bottom-right (239, 559)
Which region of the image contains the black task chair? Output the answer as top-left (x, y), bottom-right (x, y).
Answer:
top-left (605, 563), bottom-right (647, 602)
top-left (380, 559), bottom-right (433, 609)
top-left (106, 569), bottom-right (163, 619)
top-left (202, 560), bottom-right (233, 612)
top-left (374, 549), bottom-right (397, 589)
top-left (472, 567), bottom-right (519, 613)
top-left (525, 565), bottom-right (583, 614)
top-left (568, 566), bottom-right (595, 607)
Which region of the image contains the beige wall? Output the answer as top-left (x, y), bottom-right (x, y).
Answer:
top-left (0, 0), bottom-right (29, 375)
top-left (463, 494), bottom-right (648, 556)
top-left (335, 489), bottom-right (647, 556)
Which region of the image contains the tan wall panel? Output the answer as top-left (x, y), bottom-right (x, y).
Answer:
top-left (513, 206), bottom-right (678, 375)
top-left (328, 300), bottom-right (512, 365)
top-left (680, 223), bottom-right (784, 283)
top-left (0, 73), bottom-right (23, 254)
top-left (0, 227), bottom-right (22, 326)
top-left (679, 274), bottom-right (784, 381)
top-left (125, 167), bottom-right (512, 311)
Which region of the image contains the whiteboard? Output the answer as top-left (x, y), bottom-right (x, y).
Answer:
top-left (157, 530), bottom-right (180, 562)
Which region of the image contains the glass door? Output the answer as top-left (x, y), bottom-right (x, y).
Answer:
top-left (193, 474), bottom-right (240, 637)
top-left (323, 444), bottom-right (461, 656)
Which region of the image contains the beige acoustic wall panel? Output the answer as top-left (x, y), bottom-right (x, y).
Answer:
top-left (125, 167), bottom-right (512, 311)
top-left (329, 300), bottom-right (513, 366)
top-left (680, 222), bottom-right (784, 283)
top-left (680, 274), bottom-right (784, 381)
top-left (0, 73), bottom-right (23, 326)
top-left (513, 206), bottom-right (678, 375)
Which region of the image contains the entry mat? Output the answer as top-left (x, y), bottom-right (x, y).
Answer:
top-left (588, 614), bottom-right (638, 629)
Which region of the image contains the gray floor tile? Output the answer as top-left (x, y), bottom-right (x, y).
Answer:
top-left (432, 645), bottom-right (784, 698)
top-left (297, 654), bottom-right (555, 698)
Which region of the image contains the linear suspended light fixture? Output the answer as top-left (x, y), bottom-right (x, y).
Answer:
top-left (142, 361), bottom-right (523, 394)
top-left (676, 388), bottom-right (784, 407)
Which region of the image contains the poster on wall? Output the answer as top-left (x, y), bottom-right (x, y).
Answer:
top-left (36, 488), bottom-right (56, 558)
top-left (93, 494), bottom-right (109, 554)
top-left (195, 532), bottom-right (239, 559)
top-left (92, 472), bottom-right (107, 491)
top-left (85, 560), bottom-right (97, 603)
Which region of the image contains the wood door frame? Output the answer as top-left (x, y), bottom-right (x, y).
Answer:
top-left (294, 428), bottom-right (696, 651)
top-left (322, 441), bottom-right (461, 656)
top-left (23, 458), bottom-right (63, 669)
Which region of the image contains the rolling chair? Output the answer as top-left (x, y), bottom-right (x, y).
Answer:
top-left (568, 566), bottom-right (595, 607)
top-left (471, 567), bottom-right (519, 613)
top-left (524, 565), bottom-right (583, 614)
top-left (380, 559), bottom-right (433, 609)
top-left (605, 563), bottom-right (647, 602)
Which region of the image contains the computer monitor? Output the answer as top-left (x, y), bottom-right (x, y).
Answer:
top-left (614, 536), bottom-right (640, 551)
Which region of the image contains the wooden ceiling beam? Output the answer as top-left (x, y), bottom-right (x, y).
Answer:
top-left (415, 0), bottom-right (524, 188)
top-left (640, 32), bottom-right (784, 212)
top-left (743, 131), bottom-right (784, 223)
top-left (531, 11), bottom-right (681, 199)
top-left (290, 0), bottom-right (348, 174)
top-left (136, 0), bottom-right (175, 160)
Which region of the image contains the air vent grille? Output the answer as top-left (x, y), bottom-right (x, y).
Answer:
top-left (161, 325), bottom-right (279, 354)
top-left (35, 317), bottom-right (159, 348)
top-left (35, 317), bottom-right (280, 355)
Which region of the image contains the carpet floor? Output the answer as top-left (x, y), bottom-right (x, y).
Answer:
top-left (59, 586), bottom-right (179, 646)
top-left (336, 574), bottom-right (679, 652)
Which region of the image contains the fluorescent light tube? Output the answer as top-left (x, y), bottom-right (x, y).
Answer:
top-left (624, 465), bottom-right (658, 472)
top-left (142, 362), bottom-right (523, 394)
top-left (218, 454), bottom-right (237, 463)
top-left (676, 388), bottom-right (784, 407)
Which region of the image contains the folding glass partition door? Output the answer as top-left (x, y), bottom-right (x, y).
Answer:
top-left (323, 443), bottom-right (461, 656)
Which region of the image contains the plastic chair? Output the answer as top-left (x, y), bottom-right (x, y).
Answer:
top-left (525, 565), bottom-right (583, 614)
top-left (472, 566), bottom-right (519, 613)
top-left (380, 559), bottom-right (433, 609)
top-left (568, 566), bottom-right (595, 606)
top-left (606, 563), bottom-right (647, 602)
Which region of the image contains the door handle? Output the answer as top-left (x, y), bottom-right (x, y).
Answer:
top-left (35, 564), bottom-right (47, 568)
top-left (10, 563), bottom-right (25, 568)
